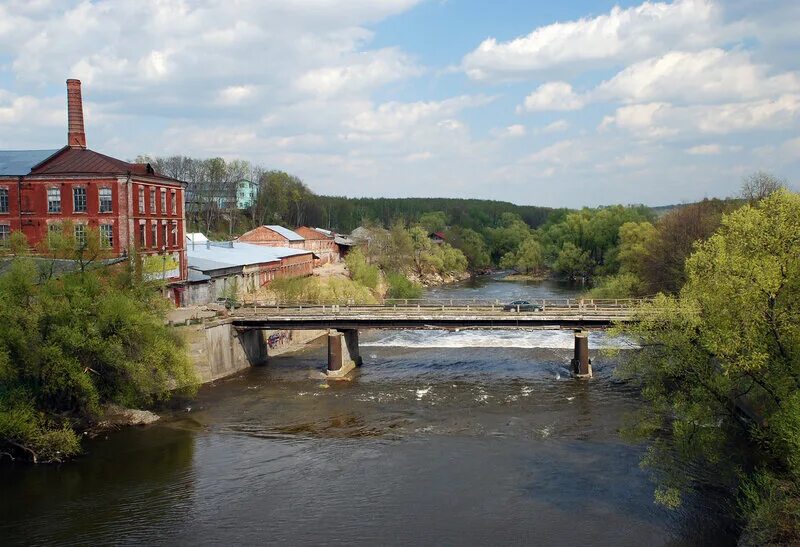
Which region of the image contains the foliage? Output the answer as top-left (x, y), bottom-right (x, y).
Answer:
top-left (385, 272), bottom-right (423, 300)
top-left (417, 211), bottom-right (448, 233)
top-left (585, 273), bottom-right (646, 299)
top-left (616, 221), bottom-right (657, 275)
top-left (617, 191), bottom-right (800, 543)
top-left (483, 213), bottom-right (532, 263)
top-left (269, 276), bottom-right (377, 305)
top-left (0, 248), bottom-right (196, 463)
top-left (446, 227), bottom-right (491, 274)
top-left (499, 236), bottom-right (544, 275)
top-left (553, 242), bottom-right (594, 279)
top-left (538, 205), bottom-right (653, 277)
top-left (344, 248), bottom-right (380, 290)
top-left (638, 198), bottom-right (735, 294)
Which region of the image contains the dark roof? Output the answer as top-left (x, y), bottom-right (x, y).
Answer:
top-left (431, 231), bottom-right (446, 239)
top-left (29, 147), bottom-right (182, 183)
top-left (0, 149), bottom-right (61, 176)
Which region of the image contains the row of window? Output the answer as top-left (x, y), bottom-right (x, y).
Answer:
top-left (0, 221), bottom-right (182, 249)
top-left (0, 185), bottom-right (180, 216)
top-left (44, 186), bottom-right (112, 214)
top-left (138, 221), bottom-right (180, 249)
top-left (138, 186), bottom-right (178, 216)
top-left (0, 223), bottom-right (116, 249)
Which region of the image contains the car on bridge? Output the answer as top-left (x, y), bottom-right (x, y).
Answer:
top-left (502, 300), bottom-right (543, 312)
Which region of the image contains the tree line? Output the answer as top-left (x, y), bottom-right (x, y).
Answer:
top-left (136, 155), bottom-right (557, 237)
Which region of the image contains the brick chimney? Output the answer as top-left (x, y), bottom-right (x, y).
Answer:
top-left (66, 79), bottom-right (86, 149)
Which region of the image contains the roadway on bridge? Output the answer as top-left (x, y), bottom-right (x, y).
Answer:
top-left (230, 299), bottom-right (643, 330)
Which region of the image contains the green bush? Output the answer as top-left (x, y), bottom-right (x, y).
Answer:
top-left (345, 248), bottom-right (380, 289)
top-left (386, 272), bottom-right (423, 299)
top-left (270, 276), bottom-right (377, 304)
top-left (585, 273), bottom-right (646, 299)
top-left (0, 256), bottom-right (197, 463)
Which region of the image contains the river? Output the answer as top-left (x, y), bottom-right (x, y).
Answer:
top-left (0, 275), bottom-right (735, 545)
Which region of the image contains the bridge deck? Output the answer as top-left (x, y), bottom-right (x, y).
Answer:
top-left (230, 302), bottom-right (641, 330)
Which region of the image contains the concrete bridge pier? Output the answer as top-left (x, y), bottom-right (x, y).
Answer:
top-left (571, 330), bottom-right (592, 378)
top-left (326, 329), bottom-right (362, 378)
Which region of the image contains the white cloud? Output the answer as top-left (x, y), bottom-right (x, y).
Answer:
top-left (462, 0), bottom-right (724, 80)
top-left (295, 49), bottom-right (421, 97)
top-left (595, 48), bottom-right (800, 104)
top-left (405, 151), bottom-right (433, 162)
top-left (542, 120), bottom-right (570, 133)
top-left (686, 144), bottom-right (722, 155)
top-left (518, 82), bottom-right (585, 112)
top-left (217, 85), bottom-right (257, 105)
top-left (522, 140), bottom-right (580, 165)
top-left (343, 95), bottom-right (491, 141)
top-left (491, 124), bottom-right (526, 138)
top-left (602, 95), bottom-right (800, 138)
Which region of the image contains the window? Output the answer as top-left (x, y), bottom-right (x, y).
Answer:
top-left (99, 187), bottom-right (112, 213)
top-left (73, 186), bottom-right (87, 213)
top-left (139, 223), bottom-right (146, 247)
top-left (100, 224), bottom-right (113, 248)
top-left (172, 221), bottom-right (178, 247)
top-left (151, 222), bottom-right (157, 248)
top-left (163, 223), bottom-right (169, 248)
top-left (0, 188), bottom-right (8, 213)
top-left (74, 224), bottom-right (86, 248)
top-left (161, 189), bottom-right (167, 214)
top-left (0, 224), bottom-right (9, 244)
top-left (138, 187), bottom-right (145, 213)
top-left (48, 187), bottom-right (61, 213)
top-left (149, 189), bottom-right (156, 214)
top-left (171, 190), bottom-right (177, 215)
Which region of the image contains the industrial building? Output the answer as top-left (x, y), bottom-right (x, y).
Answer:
top-left (186, 234), bottom-right (315, 305)
top-left (0, 79), bottom-right (188, 304)
top-left (237, 224), bottom-right (307, 249)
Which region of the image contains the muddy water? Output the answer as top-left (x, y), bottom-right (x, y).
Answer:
top-left (0, 278), bottom-right (735, 545)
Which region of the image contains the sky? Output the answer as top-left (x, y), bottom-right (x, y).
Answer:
top-left (0, 0), bottom-right (798, 207)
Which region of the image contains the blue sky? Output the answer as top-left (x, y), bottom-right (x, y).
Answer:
top-left (0, 0), bottom-right (798, 207)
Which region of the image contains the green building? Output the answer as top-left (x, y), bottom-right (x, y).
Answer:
top-left (236, 179), bottom-right (258, 209)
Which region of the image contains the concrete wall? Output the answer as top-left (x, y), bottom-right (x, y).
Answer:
top-left (183, 321), bottom-right (326, 383)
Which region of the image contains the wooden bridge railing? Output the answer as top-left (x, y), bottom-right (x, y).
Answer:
top-left (232, 297), bottom-right (653, 316)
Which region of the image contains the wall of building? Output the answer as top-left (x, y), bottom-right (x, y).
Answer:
top-left (0, 175), bottom-right (188, 284)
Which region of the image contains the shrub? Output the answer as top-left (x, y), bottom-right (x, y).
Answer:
top-left (386, 272), bottom-right (423, 299)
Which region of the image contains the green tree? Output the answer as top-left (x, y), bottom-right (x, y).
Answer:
top-left (553, 242), bottom-right (594, 279)
top-left (447, 227), bottom-right (490, 275)
top-left (618, 191), bottom-right (800, 543)
top-left (385, 272), bottom-right (423, 299)
top-left (616, 221), bottom-right (656, 275)
top-left (345, 247), bottom-right (380, 290)
top-left (417, 211), bottom-right (448, 233)
top-left (0, 247), bottom-right (197, 463)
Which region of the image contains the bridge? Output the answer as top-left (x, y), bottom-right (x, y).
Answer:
top-left (229, 298), bottom-right (648, 379)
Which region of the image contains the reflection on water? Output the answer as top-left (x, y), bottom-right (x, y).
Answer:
top-left (0, 279), bottom-right (735, 545)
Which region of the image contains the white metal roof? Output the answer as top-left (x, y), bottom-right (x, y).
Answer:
top-left (187, 241), bottom-right (311, 272)
top-left (265, 225), bottom-right (304, 241)
top-left (186, 233), bottom-right (208, 243)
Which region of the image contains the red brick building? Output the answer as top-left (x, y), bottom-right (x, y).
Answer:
top-left (294, 226), bottom-right (339, 264)
top-left (0, 79), bottom-right (188, 301)
top-left (237, 225), bottom-right (307, 249)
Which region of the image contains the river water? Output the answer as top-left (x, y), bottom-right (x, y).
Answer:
top-left (1, 276), bottom-right (734, 545)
